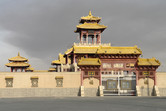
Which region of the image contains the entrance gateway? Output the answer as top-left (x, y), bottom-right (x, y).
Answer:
top-left (52, 11), bottom-right (160, 96)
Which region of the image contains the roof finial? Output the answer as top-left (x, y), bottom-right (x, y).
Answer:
top-left (89, 10), bottom-right (92, 16)
top-left (18, 52), bottom-right (20, 56)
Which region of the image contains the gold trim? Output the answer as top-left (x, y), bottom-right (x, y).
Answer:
top-left (31, 76), bottom-right (38, 79)
top-left (55, 76), bottom-right (63, 79)
top-left (5, 77), bottom-right (13, 79)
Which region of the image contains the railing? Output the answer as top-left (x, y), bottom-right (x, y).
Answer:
top-left (73, 42), bottom-right (111, 47)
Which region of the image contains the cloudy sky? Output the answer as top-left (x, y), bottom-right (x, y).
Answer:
top-left (0, 0), bottom-right (165, 71)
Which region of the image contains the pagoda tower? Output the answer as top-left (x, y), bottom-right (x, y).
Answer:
top-left (75, 11), bottom-right (107, 44)
top-left (5, 52), bottom-right (30, 72)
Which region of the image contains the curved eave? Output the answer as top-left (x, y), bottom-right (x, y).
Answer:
top-left (5, 63), bottom-right (30, 67)
top-left (8, 56), bottom-right (28, 62)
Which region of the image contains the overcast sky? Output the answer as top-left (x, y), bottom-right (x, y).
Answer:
top-left (0, 0), bottom-right (165, 71)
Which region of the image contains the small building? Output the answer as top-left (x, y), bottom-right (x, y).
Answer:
top-left (5, 52), bottom-right (30, 72)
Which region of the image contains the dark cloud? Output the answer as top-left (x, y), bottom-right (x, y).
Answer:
top-left (0, 0), bottom-right (165, 71)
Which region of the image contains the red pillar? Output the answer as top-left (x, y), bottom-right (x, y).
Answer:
top-left (81, 70), bottom-right (83, 86)
top-left (136, 71), bottom-right (139, 85)
top-left (99, 70), bottom-right (102, 85)
top-left (11, 68), bottom-right (13, 72)
top-left (73, 54), bottom-right (76, 63)
top-left (66, 55), bottom-right (68, 64)
top-left (21, 68), bottom-right (23, 72)
top-left (154, 71), bottom-right (157, 86)
top-left (14, 68), bottom-right (17, 72)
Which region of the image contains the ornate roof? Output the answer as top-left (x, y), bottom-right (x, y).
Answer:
top-left (80, 11), bottom-right (101, 23)
top-left (48, 67), bottom-right (56, 71)
top-left (5, 62), bottom-right (30, 67)
top-left (25, 66), bottom-right (34, 71)
top-left (8, 52), bottom-right (28, 62)
top-left (65, 48), bottom-right (73, 55)
top-left (73, 46), bottom-right (99, 54)
top-left (137, 58), bottom-right (161, 66)
top-left (65, 45), bottom-right (142, 55)
top-left (52, 53), bottom-right (65, 65)
top-left (97, 46), bottom-right (142, 55)
top-left (75, 23), bottom-right (107, 32)
top-left (78, 58), bottom-right (101, 66)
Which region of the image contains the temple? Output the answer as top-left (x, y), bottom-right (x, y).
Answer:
top-left (51, 11), bottom-right (160, 96)
top-left (0, 11), bottom-right (164, 97)
top-left (5, 52), bottom-right (30, 72)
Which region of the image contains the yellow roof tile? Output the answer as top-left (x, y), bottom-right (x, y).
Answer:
top-left (49, 67), bottom-right (56, 71)
top-left (137, 58), bottom-right (160, 66)
top-left (76, 22), bottom-right (107, 30)
top-left (25, 67), bottom-right (34, 71)
top-left (8, 52), bottom-right (28, 62)
top-left (65, 48), bottom-right (73, 55)
top-left (78, 58), bottom-right (101, 66)
top-left (73, 45), bottom-right (142, 55)
top-left (52, 53), bottom-right (65, 65)
top-left (73, 46), bottom-right (99, 54)
top-left (97, 46), bottom-right (142, 54)
top-left (5, 62), bottom-right (30, 67)
top-left (80, 11), bottom-right (101, 23)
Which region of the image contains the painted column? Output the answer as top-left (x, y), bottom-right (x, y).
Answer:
top-left (154, 71), bottom-right (157, 85)
top-left (92, 37), bottom-right (94, 44)
top-left (73, 54), bottom-right (76, 64)
top-left (80, 32), bottom-right (83, 44)
top-left (81, 70), bottom-right (83, 86)
top-left (94, 34), bottom-right (96, 44)
top-left (136, 71), bottom-right (139, 85)
top-left (14, 68), bottom-right (17, 72)
top-left (98, 33), bottom-right (101, 43)
top-left (86, 33), bottom-right (88, 44)
top-left (99, 70), bottom-right (102, 85)
top-left (21, 68), bottom-right (23, 72)
top-left (66, 55), bottom-right (68, 64)
top-left (11, 68), bottom-right (13, 72)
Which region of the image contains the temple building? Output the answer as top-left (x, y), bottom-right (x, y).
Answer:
top-left (5, 52), bottom-right (30, 72)
top-left (51, 11), bottom-right (160, 96)
top-left (0, 11), bottom-right (164, 98)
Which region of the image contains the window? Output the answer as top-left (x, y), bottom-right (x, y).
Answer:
top-left (107, 80), bottom-right (117, 90)
top-left (121, 80), bottom-right (131, 90)
top-left (55, 76), bottom-right (63, 87)
top-left (103, 63), bottom-right (111, 68)
top-left (114, 63), bottom-right (123, 68)
top-left (88, 71), bottom-right (95, 76)
top-left (123, 71), bottom-right (129, 75)
top-left (126, 63), bottom-right (130, 68)
top-left (5, 78), bottom-right (13, 87)
top-left (56, 78), bottom-right (63, 87)
top-left (31, 78), bottom-right (38, 87)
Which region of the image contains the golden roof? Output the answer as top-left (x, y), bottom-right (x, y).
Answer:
top-left (71, 45), bottom-right (142, 55)
top-left (73, 46), bottom-right (99, 54)
top-left (55, 76), bottom-right (63, 79)
top-left (5, 62), bottom-right (30, 67)
top-left (52, 53), bottom-right (65, 65)
top-left (97, 46), bottom-right (142, 54)
top-left (75, 22), bottom-right (107, 32)
top-left (49, 67), bottom-right (56, 71)
top-left (8, 52), bottom-right (28, 62)
top-left (137, 58), bottom-right (161, 66)
top-left (25, 67), bottom-right (34, 71)
top-left (80, 11), bottom-right (101, 23)
top-left (78, 58), bottom-right (101, 66)
top-left (65, 48), bottom-right (73, 55)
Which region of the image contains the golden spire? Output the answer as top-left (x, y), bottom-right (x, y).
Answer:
top-left (89, 11), bottom-right (92, 16)
top-left (18, 52), bottom-right (20, 56)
